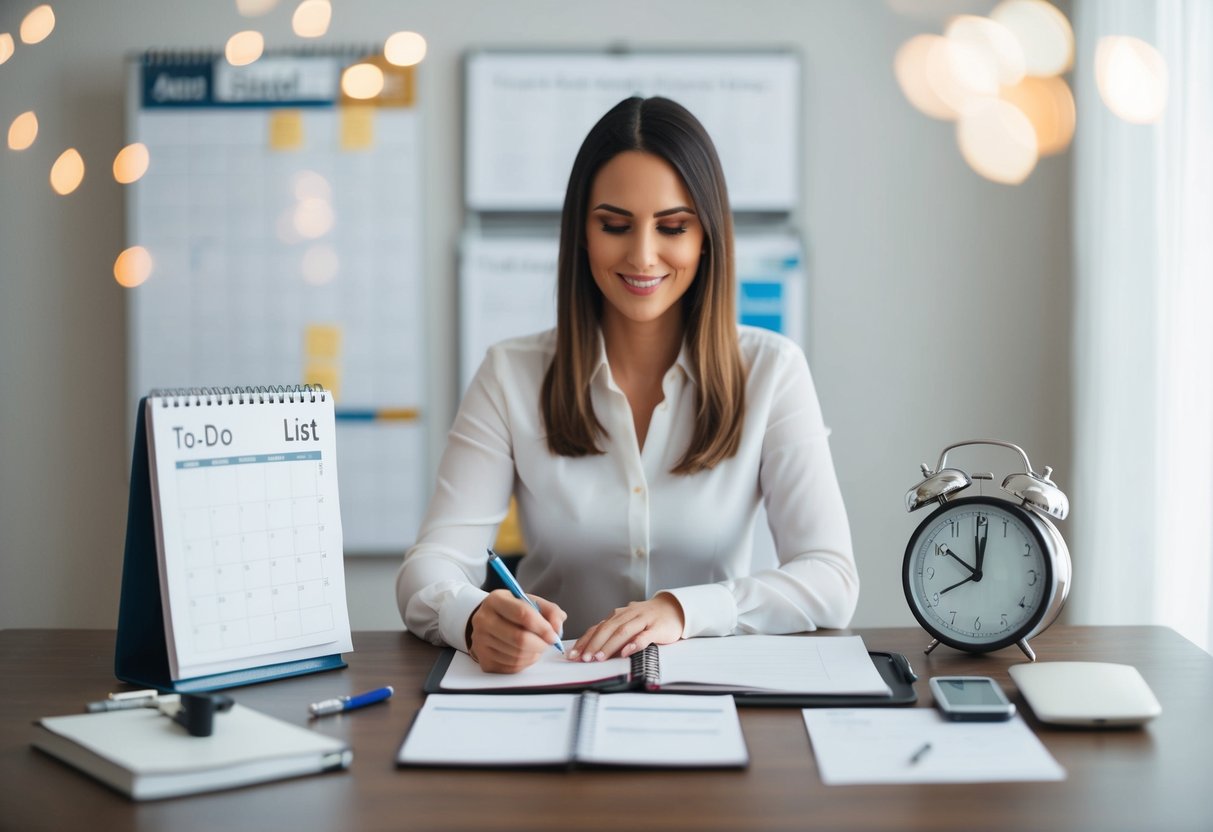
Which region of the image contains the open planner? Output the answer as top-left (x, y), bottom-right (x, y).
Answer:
top-left (397, 692), bottom-right (749, 769)
top-left (425, 635), bottom-right (918, 706)
top-left (116, 387), bottom-right (353, 692)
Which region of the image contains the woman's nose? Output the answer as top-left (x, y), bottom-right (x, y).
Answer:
top-left (626, 229), bottom-right (658, 270)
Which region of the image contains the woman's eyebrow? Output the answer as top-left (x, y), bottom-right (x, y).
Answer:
top-left (591, 203), bottom-right (696, 218)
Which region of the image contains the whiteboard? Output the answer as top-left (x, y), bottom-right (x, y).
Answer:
top-left (464, 51), bottom-right (801, 212)
top-left (458, 229), bottom-right (807, 390)
top-left (126, 51), bottom-right (427, 554)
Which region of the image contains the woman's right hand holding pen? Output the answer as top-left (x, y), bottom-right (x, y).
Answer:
top-left (467, 590), bottom-right (567, 674)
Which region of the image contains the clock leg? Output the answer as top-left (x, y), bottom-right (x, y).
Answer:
top-left (1016, 639), bottom-right (1036, 662)
top-left (924, 638), bottom-right (940, 655)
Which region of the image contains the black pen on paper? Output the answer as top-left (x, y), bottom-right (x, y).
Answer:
top-left (908, 742), bottom-right (932, 765)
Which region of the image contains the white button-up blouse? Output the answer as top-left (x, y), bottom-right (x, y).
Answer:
top-left (396, 325), bottom-right (858, 650)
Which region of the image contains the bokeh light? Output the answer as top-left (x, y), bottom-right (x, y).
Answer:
top-left (384, 31), bottom-right (427, 67)
top-left (50, 148), bottom-right (85, 195)
top-left (293, 196), bottom-right (335, 238)
top-left (1095, 36), bottom-right (1168, 124)
top-left (292, 0), bottom-right (331, 39)
top-left (113, 142), bottom-right (150, 183)
top-left (990, 0), bottom-right (1074, 78)
top-left (292, 170), bottom-right (332, 202)
top-left (114, 246), bottom-right (154, 288)
top-left (341, 63), bottom-right (384, 100)
top-left (1000, 76), bottom-right (1075, 155)
top-left (946, 15), bottom-right (1025, 88)
top-left (895, 35), bottom-right (958, 120)
top-left (20, 5), bottom-right (55, 45)
top-left (236, 0), bottom-right (279, 15)
top-left (8, 111), bottom-right (38, 150)
top-left (226, 30), bottom-right (264, 67)
top-left (0, 33), bottom-right (14, 65)
top-left (957, 98), bottom-right (1039, 184)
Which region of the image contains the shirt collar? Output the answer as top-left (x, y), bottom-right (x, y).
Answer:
top-left (588, 327), bottom-right (699, 387)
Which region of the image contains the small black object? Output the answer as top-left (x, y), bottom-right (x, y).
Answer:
top-left (892, 652), bottom-right (919, 683)
top-left (173, 693), bottom-right (235, 737)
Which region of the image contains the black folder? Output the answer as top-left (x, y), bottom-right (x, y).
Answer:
top-left (423, 646), bottom-right (918, 707)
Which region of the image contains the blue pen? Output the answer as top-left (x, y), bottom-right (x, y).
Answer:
top-left (487, 549), bottom-right (565, 654)
top-left (308, 685), bottom-right (394, 718)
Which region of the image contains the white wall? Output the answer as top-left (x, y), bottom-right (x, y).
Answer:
top-left (0, 0), bottom-right (1071, 631)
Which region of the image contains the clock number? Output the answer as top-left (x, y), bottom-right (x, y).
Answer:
top-left (1000, 614), bottom-right (1009, 629)
top-left (1018, 596), bottom-right (1027, 608)
top-left (926, 566), bottom-right (935, 581)
top-left (1023, 543), bottom-right (1032, 557)
top-left (949, 520), bottom-right (960, 538)
top-left (948, 611), bottom-right (957, 626)
top-left (931, 591), bottom-right (940, 607)
top-left (974, 617), bottom-right (982, 631)
top-left (1028, 569), bottom-right (1037, 586)
top-left (1003, 520), bottom-right (1009, 537)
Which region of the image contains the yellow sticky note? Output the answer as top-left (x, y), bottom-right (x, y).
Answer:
top-left (303, 364), bottom-right (340, 400)
top-left (493, 497), bottom-right (527, 556)
top-left (304, 324), bottom-right (342, 360)
top-left (340, 105), bottom-right (374, 151)
top-left (269, 110), bottom-right (304, 151)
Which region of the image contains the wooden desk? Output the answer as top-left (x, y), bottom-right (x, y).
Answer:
top-left (2, 626), bottom-right (1210, 832)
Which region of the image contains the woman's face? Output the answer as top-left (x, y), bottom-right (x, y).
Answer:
top-left (585, 151), bottom-right (704, 331)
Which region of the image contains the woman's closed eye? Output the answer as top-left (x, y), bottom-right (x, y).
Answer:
top-left (599, 223), bottom-right (689, 236)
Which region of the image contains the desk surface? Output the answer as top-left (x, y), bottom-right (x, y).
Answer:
top-left (2, 626), bottom-right (1211, 832)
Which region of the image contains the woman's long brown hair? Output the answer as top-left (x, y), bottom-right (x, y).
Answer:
top-left (541, 96), bottom-right (745, 474)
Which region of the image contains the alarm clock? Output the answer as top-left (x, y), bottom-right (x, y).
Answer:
top-left (902, 439), bottom-right (1071, 661)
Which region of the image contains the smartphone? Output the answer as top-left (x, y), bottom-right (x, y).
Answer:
top-left (929, 676), bottom-right (1016, 721)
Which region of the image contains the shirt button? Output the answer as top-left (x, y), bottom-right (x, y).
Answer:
top-left (635, 547), bottom-right (646, 558)
top-left (633, 486), bottom-right (644, 495)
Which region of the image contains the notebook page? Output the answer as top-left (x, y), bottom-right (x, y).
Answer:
top-left (578, 693), bottom-right (748, 767)
top-left (397, 694), bottom-right (578, 766)
top-left (657, 635), bottom-right (891, 695)
top-left (440, 641), bottom-right (630, 690)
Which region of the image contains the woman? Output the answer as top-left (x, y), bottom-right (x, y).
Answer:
top-left (397, 96), bottom-right (857, 673)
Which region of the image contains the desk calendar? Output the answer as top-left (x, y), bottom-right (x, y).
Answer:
top-left (116, 387), bottom-right (353, 691)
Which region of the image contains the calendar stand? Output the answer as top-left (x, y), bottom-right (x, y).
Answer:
top-left (116, 397), bottom-right (347, 693)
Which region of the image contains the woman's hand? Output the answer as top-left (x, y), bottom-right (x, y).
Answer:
top-left (568, 593), bottom-right (685, 662)
top-left (466, 589), bottom-right (567, 674)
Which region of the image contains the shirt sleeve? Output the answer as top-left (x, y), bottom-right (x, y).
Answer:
top-left (664, 341), bottom-right (859, 637)
top-left (394, 348), bottom-right (515, 651)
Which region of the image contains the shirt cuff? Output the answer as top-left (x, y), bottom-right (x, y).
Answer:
top-left (662, 584), bottom-right (737, 639)
top-left (440, 586), bottom-right (489, 653)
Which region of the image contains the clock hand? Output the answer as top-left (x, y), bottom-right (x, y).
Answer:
top-left (936, 544), bottom-right (976, 574)
top-left (975, 515), bottom-right (988, 573)
top-left (940, 574), bottom-right (974, 595)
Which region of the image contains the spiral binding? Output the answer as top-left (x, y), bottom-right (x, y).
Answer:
top-left (572, 692), bottom-right (598, 762)
top-left (148, 385), bottom-right (328, 408)
top-left (630, 645), bottom-right (662, 690)
top-left (141, 45), bottom-right (383, 66)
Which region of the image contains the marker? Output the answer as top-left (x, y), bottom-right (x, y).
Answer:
top-left (85, 689), bottom-right (160, 713)
top-left (487, 549), bottom-right (565, 654)
top-left (308, 685), bottom-right (394, 718)
top-left (908, 742), bottom-right (932, 765)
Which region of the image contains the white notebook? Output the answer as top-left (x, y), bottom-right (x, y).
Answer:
top-left (397, 692), bottom-right (749, 769)
top-left (33, 704), bottom-right (351, 800)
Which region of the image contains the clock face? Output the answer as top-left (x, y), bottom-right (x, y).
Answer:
top-left (903, 497), bottom-right (1053, 652)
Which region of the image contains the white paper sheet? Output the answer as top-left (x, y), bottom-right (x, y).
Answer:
top-left (440, 641), bottom-right (630, 690)
top-left (657, 635), bottom-right (891, 695)
top-left (802, 708), bottom-right (1066, 785)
